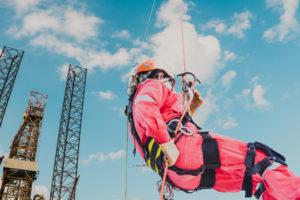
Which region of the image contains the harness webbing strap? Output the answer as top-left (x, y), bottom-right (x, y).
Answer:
top-left (199, 169), bottom-right (216, 189)
top-left (198, 131), bottom-right (220, 189)
top-left (254, 183), bottom-right (266, 199)
top-left (169, 165), bottom-right (204, 176)
top-left (126, 90), bottom-right (150, 159)
top-left (242, 142), bottom-right (287, 198)
top-left (242, 145), bottom-right (256, 197)
top-left (253, 158), bottom-right (272, 176)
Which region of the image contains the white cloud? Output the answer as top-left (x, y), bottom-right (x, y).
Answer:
top-left (5, 2), bottom-right (135, 73)
top-left (227, 11), bottom-right (253, 38)
top-left (96, 90), bottom-right (117, 100)
top-left (263, 0), bottom-right (300, 42)
top-left (217, 116), bottom-right (238, 130)
top-left (240, 77), bottom-right (271, 109)
top-left (57, 64), bottom-right (69, 80)
top-left (236, 76), bottom-right (271, 109)
top-left (8, 6), bottom-right (102, 42)
top-left (82, 149), bottom-right (125, 165)
top-left (63, 8), bottom-right (102, 42)
top-left (266, 0), bottom-right (283, 9)
top-left (30, 34), bottom-right (131, 70)
top-left (9, 11), bottom-right (61, 38)
top-left (204, 10), bottom-right (253, 39)
top-left (148, 0), bottom-right (221, 83)
top-left (203, 19), bottom-right (227, 34)
top-left (31, 185), bottom-right (49, 200)
top-left (224, 50), bottom-right (237, 61)
top-left (221, 70), bottom-right (237, 88)
top-left (194, 89), bottom-right (219, 125)
top-left (4, 0), bottom-right (40, 15)
top-left (112, 30), bottom-right (131, 40)
top-left (242, 88), bottom-right (251, 97)
top-left (252, 84), bottom-right (270, 108)
top-left (250, 75), bottom-right (260, 84)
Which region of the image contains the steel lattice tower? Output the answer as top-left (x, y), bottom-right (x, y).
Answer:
top-left (0, 46), bottom-right (24, 127)
top-left (50, 65), bottom-right (87, 200)
top-left (0, 91), bottom-right (47, 200)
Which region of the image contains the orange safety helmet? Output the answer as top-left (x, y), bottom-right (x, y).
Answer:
top-left (135, 59), bottom-right (175, 86)
top-left (135, 59), bottom-right (157, 75)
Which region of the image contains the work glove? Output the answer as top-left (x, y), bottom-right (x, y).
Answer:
top-left (189, 90), bottom-right (203, 116)
top-left (160, 139), bottom-right (179, 166)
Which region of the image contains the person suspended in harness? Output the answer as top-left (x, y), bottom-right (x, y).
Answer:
top-left (125, 59), bottom-right (300, 200)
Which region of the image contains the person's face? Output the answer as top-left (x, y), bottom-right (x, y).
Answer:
top-left (155, 71), bottom-right (175, 90)
top-left (156, 71), bottom-right (165, 80)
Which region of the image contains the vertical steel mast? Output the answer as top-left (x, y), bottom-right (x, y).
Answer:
top-left (50, 65), bottom-right (87, 200)
top-left (0, 91), bottom-right (47, 200)
top-left (0, 46), bottom-right (24, 127)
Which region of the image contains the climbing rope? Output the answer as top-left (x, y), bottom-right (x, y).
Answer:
top-left (125, 0), bottom-right (193, 199)
top-left (159, 89), bottom-right (194, 200)
top-left (143, 0), bottom-right (157, 43)
top-left (124, 123), bottom-right (129, 200)
top-left (159, 1), bottom-right (190, 199)
top-left (180, 1), bottom-right (187, 73)
top-left (124, 1), bottom-right (157, 200)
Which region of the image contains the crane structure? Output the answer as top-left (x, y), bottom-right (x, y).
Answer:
top-left (0, 46), bottom-right (24, 127)
top-left (0, 91), bottom-right (47, 200)
top-left (50, 65), bottom-right (87, 200)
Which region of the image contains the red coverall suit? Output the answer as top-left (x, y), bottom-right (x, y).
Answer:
top-left (132, 78), bottom-right (300, 200)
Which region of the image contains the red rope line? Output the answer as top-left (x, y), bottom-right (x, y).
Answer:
top-left (159, 1), bottom-right (188, 200)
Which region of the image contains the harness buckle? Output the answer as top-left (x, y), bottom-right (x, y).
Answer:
top-left (248, 144), bottom-right (256, 153)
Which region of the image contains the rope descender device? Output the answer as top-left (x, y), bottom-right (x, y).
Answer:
top-left (177, 72), bottom-right (201, 92)
top-left (177, 71), bottom-right (201, 106)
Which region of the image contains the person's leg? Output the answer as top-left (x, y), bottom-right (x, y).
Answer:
top-left (212, 133), bottom-right (265, 193)
top-left (262, 165), bottom-right (300, 200)
top-left (213, 133), bottom-right (300, 199)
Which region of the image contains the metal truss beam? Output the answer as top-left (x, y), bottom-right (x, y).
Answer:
top-left (50, 65), bottom-right (87, 200)
top-left (0, 46), bottom-right (24, 127)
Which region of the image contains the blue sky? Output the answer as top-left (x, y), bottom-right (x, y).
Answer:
top-left (0, 0), bottom-right (300, 199)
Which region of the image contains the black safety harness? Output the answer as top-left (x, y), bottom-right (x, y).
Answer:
top-left (126, 85), bottom-right (287, 198)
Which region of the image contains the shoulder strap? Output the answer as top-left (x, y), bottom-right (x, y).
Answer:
top-left (126, 90), bottom-right (149, 158)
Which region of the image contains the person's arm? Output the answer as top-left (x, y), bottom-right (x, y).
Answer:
top-left (133, 80), bottom-right (171, 144)
top-left (189, 89), bottom-right (204, 116)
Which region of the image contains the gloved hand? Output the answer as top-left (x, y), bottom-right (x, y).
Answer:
top-left (160, 139), bottom-right (179, 166)
top-left (189, 90), bottom-right (203, 116)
